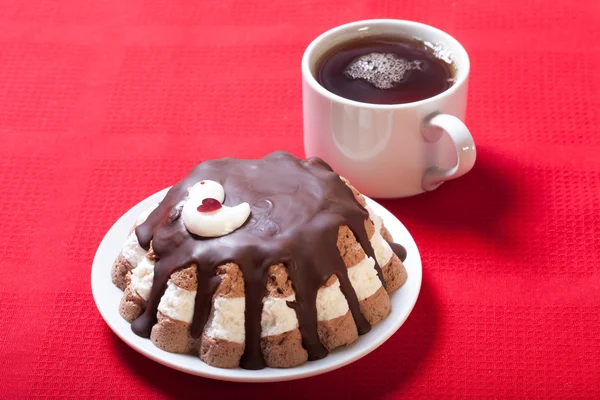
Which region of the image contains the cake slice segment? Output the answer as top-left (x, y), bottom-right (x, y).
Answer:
top-left (316, 275), bottom-right (359, 351)
top-left (200, 263), bottom-right (245, 368)
top-left (151, 265), bottom-right (198, 354)
top-left (340, 177), bottom-right (408, 294)
top-left (336, 225), bottom-right (391, 325)
top-left (260, 264), bottom-right (308, 368)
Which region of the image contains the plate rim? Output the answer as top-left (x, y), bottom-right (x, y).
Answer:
top-left (91, 187), bottom-right (422, 383)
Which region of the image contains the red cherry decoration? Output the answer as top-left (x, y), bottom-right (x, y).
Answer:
top-left (197, 198), bottom-right (222, 212)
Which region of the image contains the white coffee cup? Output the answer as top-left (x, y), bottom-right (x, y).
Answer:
top-left (302, 19), bottom-right (476, 198)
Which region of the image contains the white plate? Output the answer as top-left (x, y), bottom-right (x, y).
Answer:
top-left (91, 187), bottom-right (422, 383)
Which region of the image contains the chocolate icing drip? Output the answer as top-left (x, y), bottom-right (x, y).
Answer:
top-left (239, 260), bottom-right (270, 369)
top-left (389, 242), bottom-right (407, 262)
top-left (190, 271), bottom-right (221, 338)
top-left (133, 151), bottom-right (402, 370)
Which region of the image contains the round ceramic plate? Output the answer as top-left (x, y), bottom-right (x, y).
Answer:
top-left (91, 187), bottom-right (422, 383)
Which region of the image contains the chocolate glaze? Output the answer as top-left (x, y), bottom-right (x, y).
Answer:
top-left (389, 242), bottom-right (407, 262)
top-left (132, 151), bottom-right (405, 370)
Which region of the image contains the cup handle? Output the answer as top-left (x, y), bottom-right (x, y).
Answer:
top-left (421, 113), bottom-right (477, 192)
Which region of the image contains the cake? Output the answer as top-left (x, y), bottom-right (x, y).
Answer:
top-left (111, 151), bottom-right (407, 370)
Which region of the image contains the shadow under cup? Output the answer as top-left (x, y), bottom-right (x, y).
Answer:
top-left (302, 19), bottom-right (473, 199)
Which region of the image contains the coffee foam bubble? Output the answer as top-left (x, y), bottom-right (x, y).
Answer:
top-left (344, 52), bottom-right (422, 89)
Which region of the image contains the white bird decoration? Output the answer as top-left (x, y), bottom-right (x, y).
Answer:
top-left (181, 180), bottom-right (251, 238)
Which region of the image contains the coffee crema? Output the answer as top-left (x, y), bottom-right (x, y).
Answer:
top-left (316, 35), bottom-right (455, 105)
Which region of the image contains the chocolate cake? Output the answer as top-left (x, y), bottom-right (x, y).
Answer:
top-left (111, 151), bottom-right (407, 370)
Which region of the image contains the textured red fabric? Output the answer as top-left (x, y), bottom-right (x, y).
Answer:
top-left (1, 0), bottom-right (599, 398)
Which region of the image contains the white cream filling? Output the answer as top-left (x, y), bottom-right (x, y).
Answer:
top-left (130, 257), bottom-right (155, 301)
top-left (365, 203), bottom-right (394, 267)
top-left (157, 281), bottom-right (196, 323)
top-left (261, 295), bottom-right (298, 337)
top-left (348, 256), bottom-right (382, 301)
top-left (365, 203), bottom-right (382, 232)
top-left (121, 232), bottom-right (147, 266)
top-left (197, 288), bottom-right (352, 341)
top-left (204, 297), bottom-right (245, 343)
top-left (122, 203), bottom-right (158, 266)
top-left (371, 229), bottom-right (394, 267)
top-left (153, 259), bottom-right (380, 340)
top-left (316, 279), bottom-right (349, 321)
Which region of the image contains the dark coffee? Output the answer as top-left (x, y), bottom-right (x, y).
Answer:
top-left (316, 35), bottom-right (455, 105)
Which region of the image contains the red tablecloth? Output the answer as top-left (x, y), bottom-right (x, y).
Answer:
top-left (1, 0), bottom-right (599, 398)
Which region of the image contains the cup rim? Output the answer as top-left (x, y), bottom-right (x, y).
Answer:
top-left (301, 19), bottom-right (470, 110)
